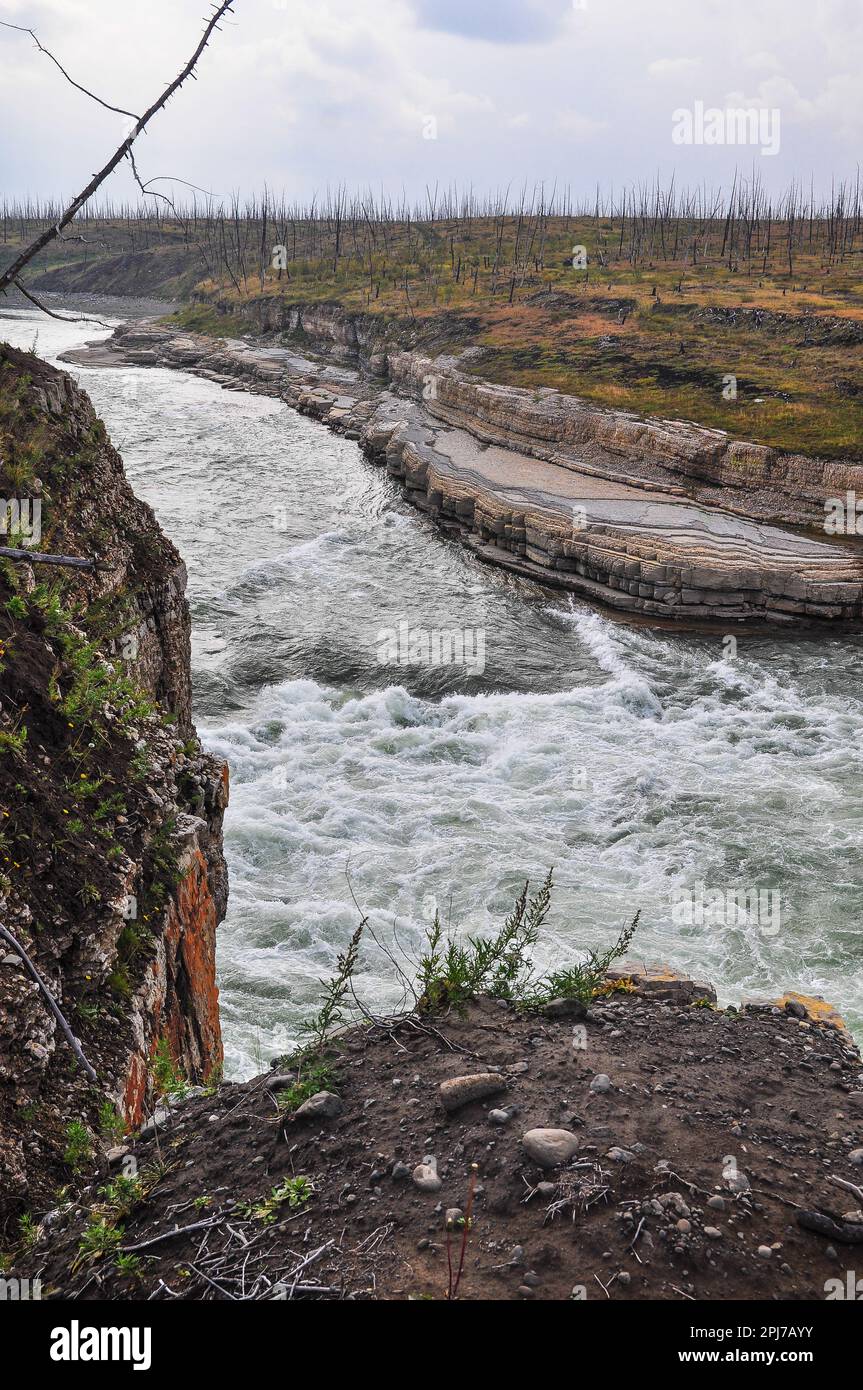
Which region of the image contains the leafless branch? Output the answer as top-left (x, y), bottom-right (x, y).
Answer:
top-left (0, 21), bottom-right (141, 119)
top-left (0, 1), bottom-right (238, 297)
top-left (11, 278), bottom-right (114, 328)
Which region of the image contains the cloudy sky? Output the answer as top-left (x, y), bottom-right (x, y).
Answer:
top-left (0, 0), bottom-right (859, 208)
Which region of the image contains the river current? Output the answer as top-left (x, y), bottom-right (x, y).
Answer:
top-left (3, 304), bottom-right (862, 1071)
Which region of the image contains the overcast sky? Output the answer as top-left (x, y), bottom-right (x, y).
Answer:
top-left (0, 0), bottom-right (860, 208)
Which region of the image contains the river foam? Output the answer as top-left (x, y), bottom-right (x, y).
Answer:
top-left (3, 306), bottom-right (861, 1075)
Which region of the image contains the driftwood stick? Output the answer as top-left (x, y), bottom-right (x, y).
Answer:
top-left (119, 1216), bottom-right (226, 1254)
top-left (0, 547), bottom-right (95, 570)
top-left (0, 923), bottom-right (99, 1084)
top-left (828, 1174), bottom-right (863, 1205)
top-left (798, 1209), bottom-right (863, 1244)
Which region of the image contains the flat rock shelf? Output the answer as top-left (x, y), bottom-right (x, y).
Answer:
top-left (64, 321), bottom-right (863, 630)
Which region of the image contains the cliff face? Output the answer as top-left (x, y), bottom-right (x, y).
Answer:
top-left (82, 321), bottom-right (863, 628)
top-left (0, 345), bottom-right (228, 1233)
top-left (203, 295), bottom-right (863, 528)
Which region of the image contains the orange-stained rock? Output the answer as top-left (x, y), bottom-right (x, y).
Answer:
top-left (775, 991), bottom-right (853, 1044)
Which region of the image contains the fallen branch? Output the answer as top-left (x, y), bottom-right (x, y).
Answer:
top-left (0, 923), bottom-right (98, 1084)
top-left (797, 1209), bottom-right (863, 1245)
top-left (0, 547), bottom-right (95, 570)
top-left (827, 1174), bottom-right (863, 1205)
top-left (119, 1215), bottom-right (226, 1254)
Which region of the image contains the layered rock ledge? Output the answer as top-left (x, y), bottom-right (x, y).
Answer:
top-left (65, 321), bottom-right (863, 628)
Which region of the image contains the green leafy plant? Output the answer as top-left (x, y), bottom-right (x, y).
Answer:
top-left (417, 870), bottom-right (554, 1012)
top-left (99, 1101), bottom-right (127, 1145)
top-left (239, 1177), bottom-right (314, 1224)
top-left (63, 1120), bottom-right (94, 1172)
top-left (97, 1174), bottom-right (144, 1219)
top-left (416, 872), bottom-right (639, 1013)
top-left (0, 723), bottom-right (28, 755)
top-left (530, 911), bottom-right (640, 1008)
top-left (301, 918), bottom-right (366, 1055)
top-left (115, 1252), bottom-right (144, 1280)
top-left (151, 1038), bottom-right (188, 1099)
top-left (274, 1060), bottom-right (336, 1114)
top-left (17, 1211), bottom-right (38, 1251)
top-left (75, 1218), bottom-right (123, 1268)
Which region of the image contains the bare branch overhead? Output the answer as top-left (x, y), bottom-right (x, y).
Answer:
top-left (0, 21), bottom-right (141, 119)
top-left (0, 1), bottom-right (238, 298)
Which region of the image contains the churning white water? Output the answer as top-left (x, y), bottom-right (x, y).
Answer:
top-left (4, 303), bottom-right (862, 1074)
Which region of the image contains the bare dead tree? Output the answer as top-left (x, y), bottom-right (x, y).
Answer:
top-left (0, 1), bottom-right (238, 304)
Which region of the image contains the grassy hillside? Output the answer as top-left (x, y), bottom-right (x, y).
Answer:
top-left (3, 193), bottom-right (862, 456)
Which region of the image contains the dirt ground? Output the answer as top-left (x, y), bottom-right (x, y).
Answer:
top-left (17, 989), bottom-right (863, 1302)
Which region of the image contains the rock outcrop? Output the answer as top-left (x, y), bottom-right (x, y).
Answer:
top-left (0, 345), bottom-right (228, 1232)
top-left (67, 321), bottom-right (863, 628)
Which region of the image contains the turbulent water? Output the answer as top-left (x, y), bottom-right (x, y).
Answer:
top-left (3, 305), bottom-right (863, 1071)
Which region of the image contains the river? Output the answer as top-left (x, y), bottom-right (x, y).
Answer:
top-left (3, 303), bottom-right (862, 1072)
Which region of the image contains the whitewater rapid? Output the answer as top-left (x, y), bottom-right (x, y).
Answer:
top-left (3, 304), bottom-right (862, 1073)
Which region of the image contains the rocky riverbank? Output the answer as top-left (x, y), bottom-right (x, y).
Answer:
top-left (0, 345), bottom-right (229, 1234)
top-left (64, 318), bottom-right (863, 629)
top-left (13, 972), bottom-right (863, 1302)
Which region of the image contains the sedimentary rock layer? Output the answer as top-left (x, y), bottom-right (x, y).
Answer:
top-left (67, 321), bottom-right (863, 628)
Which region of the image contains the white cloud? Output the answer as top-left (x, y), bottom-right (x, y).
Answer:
top-left (556, 108), bottom-right (607, 141)
top-left (647, 57), bottom-right (702, 79)
top-left (0, 0), bottom-right (858, 204)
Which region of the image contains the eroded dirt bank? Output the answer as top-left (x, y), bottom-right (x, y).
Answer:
top-left (65, 319), bottom-right (863, 629)
top-left (16, 974), bottom-right (863, 1302)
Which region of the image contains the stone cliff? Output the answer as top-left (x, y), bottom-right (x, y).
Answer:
top-left (0, 345), bottom-right (228, 1234)
top-left (73, 317), bottom-right (863, 628)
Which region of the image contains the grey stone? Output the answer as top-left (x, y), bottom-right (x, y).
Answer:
top-left (590, 1073), bottom-right (612, 1094)
top-left (294, 1091), bottom-right (343, 1120)
top-left (522, 1128), bottom-right (579, 1169)
top-left (413, 1161), bottom-right (442, 1193)
top-left (138, 1107), bottom-right (171, 1140)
